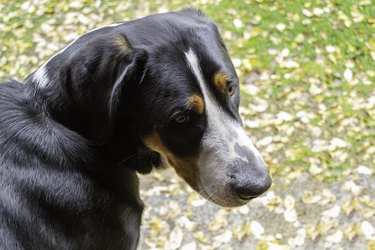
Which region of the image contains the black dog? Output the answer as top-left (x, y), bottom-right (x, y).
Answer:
top-left (0, 9), bottom-right (271, 249)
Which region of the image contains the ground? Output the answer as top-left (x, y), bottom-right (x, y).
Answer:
top-left (0, 0), bottom-right (374, 249)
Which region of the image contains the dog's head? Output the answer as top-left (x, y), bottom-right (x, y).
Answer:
top-left (29, 9), bottom-right (271, 207)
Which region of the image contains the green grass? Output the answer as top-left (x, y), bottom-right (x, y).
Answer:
top-left (0, 0), bottom-right (374, 181)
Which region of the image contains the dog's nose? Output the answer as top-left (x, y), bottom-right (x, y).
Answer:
top-left (234, 173), bottom-right (272, 200)
top-left (230, 143), bottom-right (272, 200)
top-left (230, 158), bottom-right (272, 200)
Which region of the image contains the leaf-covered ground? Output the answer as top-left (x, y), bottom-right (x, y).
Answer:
top-left (1, 0), bottom-right (374, 249)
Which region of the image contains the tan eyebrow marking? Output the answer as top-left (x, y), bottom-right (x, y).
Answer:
top-left (213, 72), bottom-right (229, 94)
top-left (187, 94), bottom-right (205, 114)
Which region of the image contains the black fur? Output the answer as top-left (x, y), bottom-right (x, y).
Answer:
top-left (0, 9), bottom-right (241, 249)
top-left (0, 79), bottom-right (144, 249)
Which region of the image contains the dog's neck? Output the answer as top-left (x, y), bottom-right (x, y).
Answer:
top-left (24, 75), bottom-right (88, 137)
top-left (18, 78), bottom-right (141, 204)
top-left (23, 76), bottom-right (150, 174)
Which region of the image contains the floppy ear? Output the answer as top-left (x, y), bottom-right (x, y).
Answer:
top-left (62, 34), bottom-right (147, 144)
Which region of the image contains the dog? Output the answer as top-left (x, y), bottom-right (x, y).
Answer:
top-left (0, 8), bottom-right (271, 249)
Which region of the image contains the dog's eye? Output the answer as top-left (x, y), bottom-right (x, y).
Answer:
top-left (175, 114), bottom-right (190, 124)
top-left (228, 85), bottom-right (237, 96)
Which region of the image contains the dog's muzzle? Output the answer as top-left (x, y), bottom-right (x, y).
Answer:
top-left (197, 125), bottom-right (272, 207)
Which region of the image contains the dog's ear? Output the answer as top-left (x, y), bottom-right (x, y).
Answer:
top-left (62, 34), bottom-right (147, 144)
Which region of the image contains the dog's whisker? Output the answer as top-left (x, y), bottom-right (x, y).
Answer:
top-left (196, 184), bottom-right (220, 203)
top-left (116, 153), bottom-right (137, 167)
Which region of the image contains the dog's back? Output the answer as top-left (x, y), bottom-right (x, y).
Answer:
top-left (0, 80), bottom-right (143, 249)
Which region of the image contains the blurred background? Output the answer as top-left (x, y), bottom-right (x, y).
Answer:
top-left (0, 0), bottom-right (374, 249)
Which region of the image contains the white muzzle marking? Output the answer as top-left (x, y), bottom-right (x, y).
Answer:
top-left (185, 48), bottom-right (267, 205)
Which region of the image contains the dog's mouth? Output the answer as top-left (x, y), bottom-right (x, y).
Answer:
top-left (150, 151), bottom-right (259, 207)
top-left (192, 173), bottom-right (272, 207)
top-left (168, 156), bottom-right (272, 207)
top-left (195, 183), bottom-right (250, 207)
top-left (237, 191), bottom-right (259, 201)
top-left (143, 130), bottom-right (272, 208)
top-left (148, 154), bottom-right (272, 207)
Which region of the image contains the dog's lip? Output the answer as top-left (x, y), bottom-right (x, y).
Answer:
top-left (195, 183), bottom-right (250, 207)
top-left (237, 191), bottom-right (256, 201)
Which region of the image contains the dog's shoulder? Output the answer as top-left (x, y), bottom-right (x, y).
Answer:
top-left (0, 80), bottom-right (143, 249)
top-left (0, 80), bottom-right (89, 168)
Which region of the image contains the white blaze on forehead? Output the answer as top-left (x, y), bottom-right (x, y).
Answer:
top-left (184, 48), bottom-right (265, 167)
top-left (33, 22), bottom-right (123, 89)
top-left (184, 49), bottom-right (230, 133)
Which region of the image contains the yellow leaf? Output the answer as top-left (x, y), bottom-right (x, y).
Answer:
top-left (305, 224), bottom-right (320, 240)
top-left (343, 225), bottom-right (357, 241)
top-left (328, 54), bottom-right (337, 64)
top-left (316, 222), bottom-right (336, 236)
top-left (256, 240), bottom-right (268, 250)
top-left (251, 27), bottom-right (262, 37)
top-left (360, 196), bottom-right (375, 208)
top-left (208, 218), bottom-right (227, 231)
top-left (294, 33), bottom-right (305, 43)
top-left (193, 231), bottom-right (209, 244)
top-left (341, 200), bottom-right (355, 216)
top-left (302, 192), bottom-right (321, 204)
top-left (232, 225), bottom-right (246, 240)
top-left (368, 240), bottom-right (375, 250)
